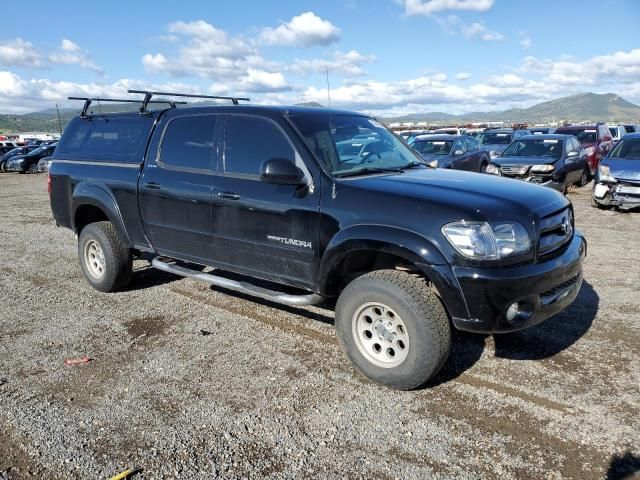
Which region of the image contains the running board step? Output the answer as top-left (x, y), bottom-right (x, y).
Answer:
top-left (152, 258), bottom-right (324, 306)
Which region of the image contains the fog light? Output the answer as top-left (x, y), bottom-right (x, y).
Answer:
top-left (506, 302), bottom-right (520, 322)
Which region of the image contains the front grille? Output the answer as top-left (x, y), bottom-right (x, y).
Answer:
top-left (500, 165), bottom-right (530, 176)
top-left (538, 207), bottom-right (573, 255)
top-left (541, 274), bottom-right (579, 304)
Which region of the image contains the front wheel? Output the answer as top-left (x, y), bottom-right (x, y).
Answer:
top-left (78, 221), bottom-right (132, 292)
top-left (335, 270), bottom-right (451, 390)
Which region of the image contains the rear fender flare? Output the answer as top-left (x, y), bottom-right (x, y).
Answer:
top-left (71, 183), bottom-right (131, 246)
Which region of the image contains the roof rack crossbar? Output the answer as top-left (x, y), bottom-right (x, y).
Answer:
top-left (68, 96), bottom-right (187, 117)
top-left (127, 90), bottom-right (250, 109)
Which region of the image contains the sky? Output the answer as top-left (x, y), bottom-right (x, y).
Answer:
top-left (0, 0), bottom-right (638, 115)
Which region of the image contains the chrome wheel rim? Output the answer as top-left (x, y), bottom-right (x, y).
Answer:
top-left (84, 240), bottom-right (106, 280)
top-left (352, 302), bottom-right (409, 368)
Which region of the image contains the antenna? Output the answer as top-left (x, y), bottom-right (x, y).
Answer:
top-left (326, 69), bottom-right (331, 108)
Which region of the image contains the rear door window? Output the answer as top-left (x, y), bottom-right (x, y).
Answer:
top-left (223, 115), bottom-right (295, 177)
top-left (160, 115), bottom-right (217, 171)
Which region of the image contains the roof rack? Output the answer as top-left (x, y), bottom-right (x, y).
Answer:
top-left (127, 90), bottom-right (250, 113)
top-left (68, 96), bottom-right (187, 118)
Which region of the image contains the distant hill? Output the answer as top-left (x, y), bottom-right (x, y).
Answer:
top-left (1, 92), bottom-right (638, 133)
top-left (382, 93), bottom-right (640, 125)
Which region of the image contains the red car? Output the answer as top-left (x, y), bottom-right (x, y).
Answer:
top-left (555, 125), bottom-right (613, 177)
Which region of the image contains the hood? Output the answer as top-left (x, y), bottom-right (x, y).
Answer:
top-left (8, 155), bottom-right (26, 162)
top-left (493, 155), bottom-right (558, 166)
top-left (602, 158), bottom-right (640, 181)
top-left (338, 167), bottom-right (568, 221)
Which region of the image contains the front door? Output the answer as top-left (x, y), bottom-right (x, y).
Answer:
top-left (211, 114), bottom-right (320, 289)
top-left (139, 114), bottom-right (218, 264)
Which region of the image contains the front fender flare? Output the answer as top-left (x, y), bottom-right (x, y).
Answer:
top-left (318, 225), bottom-right (449, 295)
top-left (71, 183), bottom-right (132, 246)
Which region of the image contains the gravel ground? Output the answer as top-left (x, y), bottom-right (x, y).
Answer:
top-left (0, 173), bottom-right (639, 479)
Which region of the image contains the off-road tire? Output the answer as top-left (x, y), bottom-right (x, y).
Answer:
top-left (335, 269), bottom-right (451, 390)
top-left (78, 221), bottom-right (132, 292)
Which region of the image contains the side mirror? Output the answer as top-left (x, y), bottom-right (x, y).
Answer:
top-left (566, 151), bottom-right (579, 158)
top-left (453, 150), bottom-right (464, 156)
top-left (260, 158), bottom-right (305, 185)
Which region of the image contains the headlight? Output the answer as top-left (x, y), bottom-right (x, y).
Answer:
top-left (530, 164), bottom-right (555, 173)
top-left (485, 164), bottom-right (501, 175)
top-left (428, 159), bottom-right (438, 168)
top-left (599, 165), bottom-right (617, 183)
top-left (442, 221), bottom-right (531, 260)
top-left (489, 150), bottom-right (502, 159)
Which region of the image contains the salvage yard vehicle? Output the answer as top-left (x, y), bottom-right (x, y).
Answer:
top-left (479, 128), bottom-right (531, 159)
top-left (37, 155), bottom-right (53, 173)
top-left (0, 145), bottom-right (37, 172)
top-left (592, 132), bottom-right (640, 210)
top-left (485, 135), bottom-right (590, 192)
top-left (49, 91), bottom-right (586, 390)
top-left (554, 124), bottom-right (613, 178)
top-left (411, 134), bottom-right (489, 172)
top-left (5, 143), bottom-right (56, 173)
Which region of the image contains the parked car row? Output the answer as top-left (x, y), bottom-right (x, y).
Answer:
top-left (0, 142), bottom-right (56, 173)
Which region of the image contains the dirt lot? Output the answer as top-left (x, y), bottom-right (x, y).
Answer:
top-left (0, 173), bottom-right (639, 479)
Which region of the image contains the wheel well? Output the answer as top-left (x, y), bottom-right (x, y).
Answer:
top-left (326, 250), bottom-right (419, 296)
top-left (74, 205), bottom-right (109, 234)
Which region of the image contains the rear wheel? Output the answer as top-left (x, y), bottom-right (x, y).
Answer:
top-left (78, 221), bottom-right (132, 292)
top-left (479, 157), bottom-right (489, 173)
top-left (335, 270), bottom-right (451, 390)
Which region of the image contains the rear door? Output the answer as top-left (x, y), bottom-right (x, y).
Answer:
top-left (139, 114), bottom-right (218, 264)
top-left (211, 113), bottom-right (320, 289)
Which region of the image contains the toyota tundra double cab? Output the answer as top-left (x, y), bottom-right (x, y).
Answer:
top-left (48, 91), bottom-right (586, 390)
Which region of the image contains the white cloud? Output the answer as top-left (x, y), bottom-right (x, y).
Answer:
top-left (142, 19), bottom-right (287, 88)
top-left (289, 50), bottom-right (376, 77)
top-left (437, 15), bottom-right (503, 41)
top-left (0, 39), bottom-right (43, 68)
top-left (399, 0), bottom-right (494, 15)
top-left (519, 32), bottom-right (532, 49)
top-left (238, 68), bottom-right (290, 92)
top-left (260, 12), bottom-right (340, 47)
top-left (456, 72), bottom-right (471, 80)
top-left (49, 39), bottom-right (104, 76)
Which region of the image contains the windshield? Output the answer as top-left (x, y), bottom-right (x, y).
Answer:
top-left (4, 147), bottom-right (23, 157)
top-left (479, 132), bottom-right (512, 145)
top-left (502, 139), bottom-right (563, 159)
top-left (413, 139), bottom-right (453, 155)
top-left (26, 146), bottom-right (46, 156)
top-left (290, 115), bottom-right (423, 176)
top-left (558, 128), bottom-right (597, 143)
top-left (609, 138), bottom-right (640, 160)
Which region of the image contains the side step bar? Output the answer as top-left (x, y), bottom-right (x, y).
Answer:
top-left (152, 258), bottom-right (324, 306)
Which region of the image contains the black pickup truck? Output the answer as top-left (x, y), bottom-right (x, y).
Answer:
top-left (49, 91), bottom-right (586, 390)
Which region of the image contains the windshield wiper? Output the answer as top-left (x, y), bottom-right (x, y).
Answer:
top-left (334, 167), bottom-right (406, 178)
top-left (400, 160), bottom-right (429, 170)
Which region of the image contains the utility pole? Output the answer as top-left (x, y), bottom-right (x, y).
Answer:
top-left (56, 103), bottom-right (63, 135)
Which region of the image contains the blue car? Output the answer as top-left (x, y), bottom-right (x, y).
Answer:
top-left (479, 128), bottom-right (531, 160)
top-left (592, 132), bottom-right (640, 210)
top-left (412, 134), bottom-right (490, 172)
